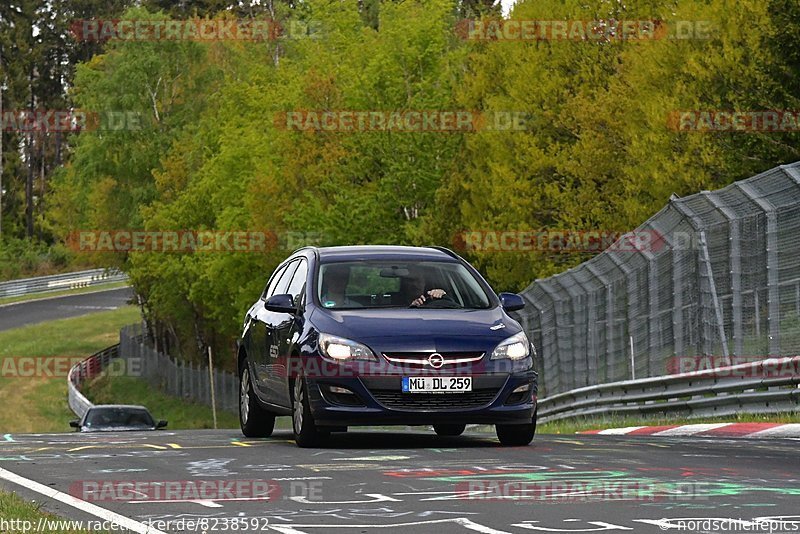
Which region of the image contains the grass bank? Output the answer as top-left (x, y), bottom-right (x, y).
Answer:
top-left (0, 492), bottom-right (102, 533)
top-left (0, 306), bottom-right (140, 433)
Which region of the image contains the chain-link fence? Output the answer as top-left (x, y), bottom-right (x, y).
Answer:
top-left (516, 162), bottom-right (800, 398)
top-left (119, 324), bottom-right (239, 414)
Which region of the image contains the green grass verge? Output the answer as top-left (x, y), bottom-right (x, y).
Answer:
top-left (539, 412), bottom-right (800, 435)
top-left (0, 491), bottom-right (104, 533)
top-left (0, 281), bottom-right (129, 306)
top-left (0, 306), bottom-right (141, 433)
top-left (85, 374), bottom-right (240, 430)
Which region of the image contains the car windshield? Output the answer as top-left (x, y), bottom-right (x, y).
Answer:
top-left (317, 260), bottom-right (492, 310)
top-left (85, 408), bottom-right (154, 429)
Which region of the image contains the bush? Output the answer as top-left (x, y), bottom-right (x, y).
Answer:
top-left (0, 237), bottom-right (82, 281)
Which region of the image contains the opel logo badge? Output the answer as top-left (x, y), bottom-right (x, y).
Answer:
top-left (428, 353), bottom-right (445, 369)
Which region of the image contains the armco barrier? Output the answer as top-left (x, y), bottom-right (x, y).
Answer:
top-left (537, 356), bottom-right (800, 423)
top-left (67, 344), bottom-right (120, 418)
top-left (0, 268), bottom-right (128, 299)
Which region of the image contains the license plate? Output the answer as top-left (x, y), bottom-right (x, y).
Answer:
top-left (402, 376), bottom-right (472, 393)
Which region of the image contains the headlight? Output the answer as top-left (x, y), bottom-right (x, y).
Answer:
top-left (319, 333), bottom-right (376, 362)
top-left (490, 331), bottom-right (530, 360)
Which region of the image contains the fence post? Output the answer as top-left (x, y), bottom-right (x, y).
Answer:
top-left (706, 191), bottom-right (742, 358)
top-left (556, 273), bottom-right (588, 388)
top-left (737, 182), bottom-right (780, 356)
top-left (608, 253), bottom-right (637, 380)
top-left (586, 263), bottom-right (613, 383)
top-left (538, 280), bottom-right (564, 393)
top-left (208, 347), bottom-right (218, 429)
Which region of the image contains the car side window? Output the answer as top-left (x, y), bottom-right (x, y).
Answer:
top-left (273, 260), bottom-right (299, 297)
top-left (263, 261), bottom-right (298, 300)
top-left (261, 264), bottom-right (288, 300)
top-left (285, 259), bottom-right (308, 307)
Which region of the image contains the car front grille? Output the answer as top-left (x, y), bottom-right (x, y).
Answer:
top-left (369, 389), bottom-right (498, 411)
top-left (382, 351), bottom-right (485, 368)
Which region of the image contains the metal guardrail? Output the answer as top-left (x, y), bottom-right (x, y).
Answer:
top-left (0, 268), bottom-right (129, 299)
top-left (538, 356), bottom-right (800, 423)
top-left (67, 345), bottom-right (120, 418)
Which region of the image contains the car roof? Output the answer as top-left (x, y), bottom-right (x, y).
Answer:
top-left (315, 245), bottom-right (458, 263)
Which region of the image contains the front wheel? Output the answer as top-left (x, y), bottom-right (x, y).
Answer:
top-left (292, 378), bottom-right (329, 448)
top-left (239, 362), bottom-right (275, 438)
top-left (496, 412), bottom-right (536, 446)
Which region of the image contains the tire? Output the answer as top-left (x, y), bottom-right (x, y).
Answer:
top-left (434, 424), bottom-right (466, 437)
top-left (496, 411), bottom-right (536, 446)
top-left (292, 377), bottom-right (329, 448)
top-left (239, 361), bottom-right (275, 438)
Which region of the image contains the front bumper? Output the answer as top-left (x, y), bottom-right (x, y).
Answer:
top-left (306, 370), bottom-right (537, 427)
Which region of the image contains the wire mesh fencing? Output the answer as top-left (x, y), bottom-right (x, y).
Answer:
top-left (515, 162), bottom-right (800, 398)
top-left (119, 324), bottom-right (239, 414)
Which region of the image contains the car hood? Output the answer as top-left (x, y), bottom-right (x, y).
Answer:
top-left (310, 307), bottom-right (520, 353)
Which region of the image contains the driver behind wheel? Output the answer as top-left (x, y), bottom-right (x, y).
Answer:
top-left (403, 267), bottom-right (447, 307)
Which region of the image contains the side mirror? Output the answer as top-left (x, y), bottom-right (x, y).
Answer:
top-left (264, 293), bottom-right (297, 314)
top-left (156, 420), bottom-right (168, 429)
top-left (69, 420), bottom-right (80, 429)
top-left (499, 292), bottom-right (525, 312)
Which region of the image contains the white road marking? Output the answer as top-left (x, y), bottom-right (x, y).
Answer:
top-left (268, 518), bottom-right (512, 534)
top-left (332, 455), bottom-right (411, 461)
top-left (596, 426), bottom-right (646, 435)
top-left (653, 423), bottom-right (731, 436)
top-left (0, 466), bottom-right (167, 534)
top-left (749, 424), bottom-right (800, 438)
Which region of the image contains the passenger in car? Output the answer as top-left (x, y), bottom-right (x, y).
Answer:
top-left (321, 265), bottom-right (362, 308)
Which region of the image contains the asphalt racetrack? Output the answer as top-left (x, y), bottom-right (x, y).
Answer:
top-left (0, 287), bottom-right (134, 332)
top-left (0, 428), bottom-right (798, 533)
